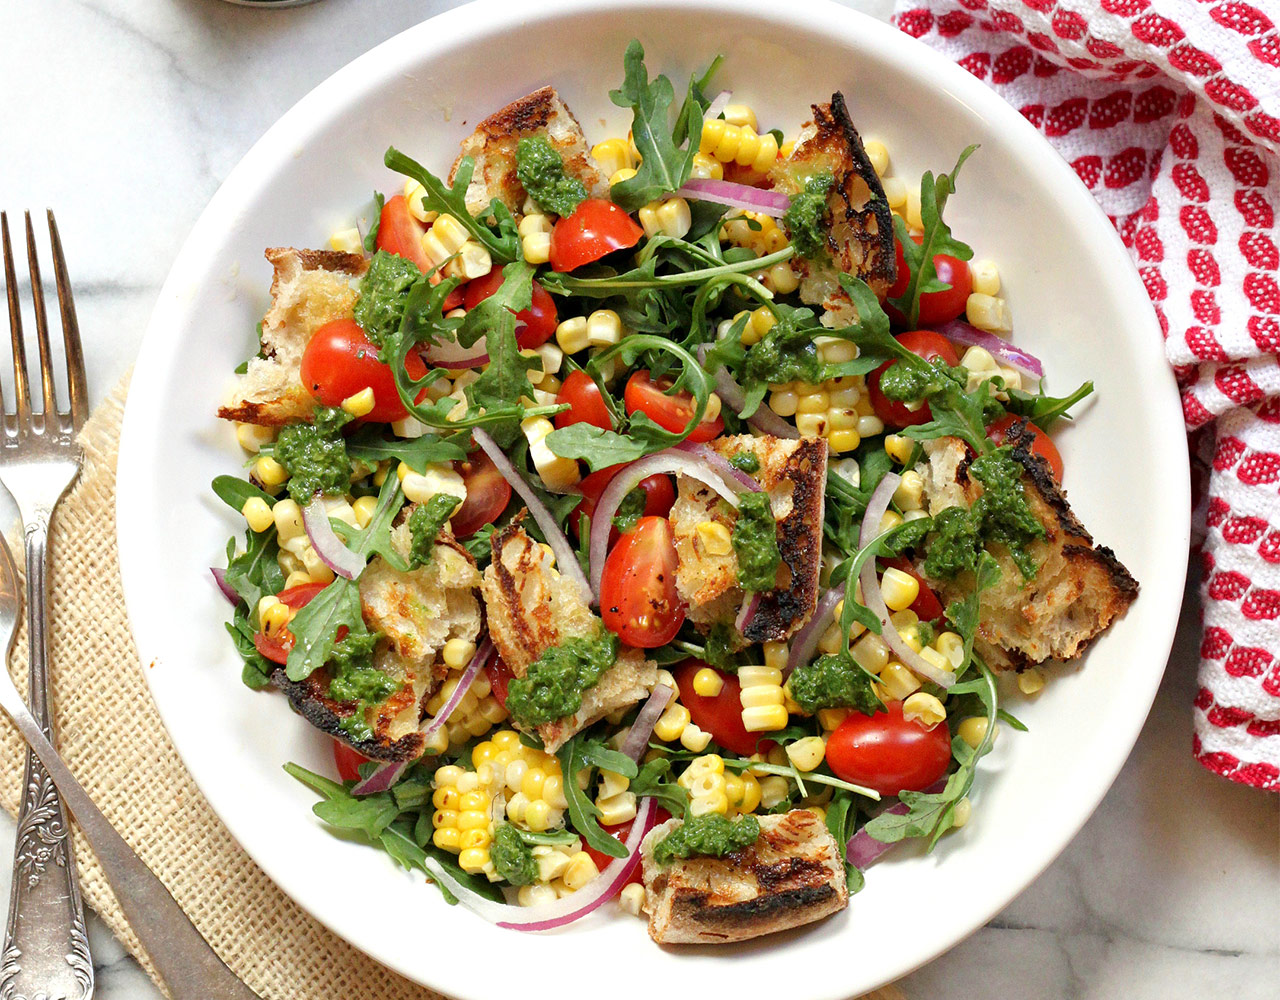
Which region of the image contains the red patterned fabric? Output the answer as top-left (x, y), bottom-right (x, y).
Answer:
top-left (892, 0), bottom-right (1280, 791)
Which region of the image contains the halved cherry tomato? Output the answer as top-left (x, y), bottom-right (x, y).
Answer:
top-left (375, 194), bottom-right (464, 309)
top-left (887, 235), bottom-right (973, 327)
top-left (988, 413), bottom-right (1065, 482)
top-left (582, 807), bottom-right (673, 888)
top-left (825, 702), bottom-right (952, 796)
top-left (555, 370), bottom-right (613, 431)
top-left (252, 583), bottom-right (328, 665)
top-left (463, 268), bottom-right (558, 349)
top-left (884, 557), bottom-right (945, 623)
top-left (549, 199), bottom-right (644, 273)
top-left (333, 739), bottom-right (369, 782)
top-left (450, 450), bottom-right (512, 538)
top-left (867, 329), bottom-right (961, 429)
top-left (485, 656), bottom-right (515, 707)
top-left (300, 318), bottom-right (429, 423)
top-left (671, 662), bottom-right (765, 757)
top-left (570, 466), bottom-right (675, 545)
top-left (624, 370), bottom-right (724, 443)
top-left (600, 516), bottom-right (685, 648)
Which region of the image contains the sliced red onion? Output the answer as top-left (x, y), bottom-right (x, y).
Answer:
top-left (936, 320), bottom-right (1043, 380)
top-left (589, 448), bottom-right (749, 600)
top-left (426, 334), bottom-right (489, 368)
top-left (620, 685), bottom-right (673, 762)
top-left (705, 90), bottom-right (732, 122)
top-left (422, 797), bottom-right (658, 930)
top-left (211, 567), bottom-right (238, 606)
top-left (734, 591), bottom-right (761, 633)
top-left (351, 638), bottom-right (495, 796)
top-left (472, 429), bottom-right (591, 605)
top-left (786, 587), bottom-right (844, 677)
top-left (845, 779), bottom-right (947, 867)
top-left (705, 360), bottom-right (800, 439)
top-left (672, 440), bottom-right (760, 492)
top-left (431, 354), bottom-right (491, 370)
top-left (858, 474), bottom-right (956, 689)
top-left (675, 178), bottom-right (791, 218)
top-left (303, 496), bottom-right (366, 580)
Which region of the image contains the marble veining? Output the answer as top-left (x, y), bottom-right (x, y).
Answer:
top-left (1, 0), bottom-right (1277, 998)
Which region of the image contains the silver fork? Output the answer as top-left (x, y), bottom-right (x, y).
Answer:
top-left (0, 212), bottom-right (260, 1000)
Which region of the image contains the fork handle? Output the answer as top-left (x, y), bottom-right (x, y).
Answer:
top-left (3, 517), bottom-right (93, 1000)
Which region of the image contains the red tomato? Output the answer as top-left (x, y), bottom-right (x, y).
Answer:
top-left (624, 370), bottom-right (724, 443)
top-left (549, 199), bottom-right (644, 273)
top-left (867, 329), bottom-right (961, 429)
top-left (555, 370), bottom-right (613, 431)
top-left (485, 656), bottom-right (515, 707)
top-left (671, 662), bottom-right (764, 757)
top-left (300, 319), bottom-right (429, 423)
top-left (278, 583), bottom-right (327, 608)
top-left (988, 413), bottom-right (1065, 482)
top-left (462, 268), bottom-right (558, 349)
top-left (571, 467), bottom-right (675, 545)
top-left (449, 450), bottom-right (512, 538)
top-left (886, 235), bottom-right (973, 326)
top-left (582, 807), bottom-right (673, 886)
top-left (375, 194), bottom-right (432, 273)
top-left (252, 583), bottom-right (328, 665)
top-left (826, 702), bottom-right (952, 796)
top-left (884, 557), bottom-right (945, 623)
top-left (600, 516), bottom-right (685, 648)
top-left (333, 740), bottom-right (369, 782)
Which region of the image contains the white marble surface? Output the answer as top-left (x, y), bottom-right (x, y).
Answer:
top-left (0, 0), bottom-right (1277, 998)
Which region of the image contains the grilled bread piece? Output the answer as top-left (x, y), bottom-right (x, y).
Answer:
top-left (218, 247), bottom-right (367, 426)
top-left (449, 86), bottom-right (610, 219)
top-left (917, 427), bottom-right (1139, 671)
top-left (481, 515), bottom-right (656, 752)
top-left (640, 809), bottom-right (848, 944)
top-left (769, 92), bottom-right (896, 323)
top-left (671, 435), bottom-right (828, 642)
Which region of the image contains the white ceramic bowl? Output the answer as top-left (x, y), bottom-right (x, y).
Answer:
top-left (116, 2), bottom-right (1190, 997)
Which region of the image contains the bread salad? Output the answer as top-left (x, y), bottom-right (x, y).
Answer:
top-left (211, 43), bottom-right (1138, 943)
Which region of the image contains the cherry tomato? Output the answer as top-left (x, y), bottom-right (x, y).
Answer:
top-left (570, 467), bottom-right (675, 545)
top-left (988, 413), bottom-right (1065, 482)
top-left (252, 583), bottom-right (328, 665)
top-left (582, 807), bottom-right (673, 887)
top-left (624, 370), bottom-right (724, 443)
top-left (375, 194), bottom-right (432, 272)
top-left (825, 702), bottom-right (952, 796)
top-left (463, 268), bottom-right (558, 349)
top-left (549, 199), bottom-right (644, 273)
top-left (485, 656), bottom-right (515, 707)
top-left (555, 370), bottom-right (613, 431)
top-left (600, 516), bottom-right (685, 648)
top-left (884, 557), bottom-right (944, 623)
top-left (333, 740), bottom-right (369, 782)
top-left (300, 319), bottom-right (429, 423)
top-left (449, 450), bottom-right (512, 538)
top-left (867, 329), bottom-right (962, 429)
top-left (671, 662), bottom-right (764, 757)
top-left (886, 235), bottom-right (973, 327)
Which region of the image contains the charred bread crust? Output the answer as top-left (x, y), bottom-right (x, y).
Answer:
top-left (485, 513), bottom-right (561, 665)
top-left (271, 669), bottom-right (426, 762)
top-left (265, 247), bottom-right (368, 278)
top-left (470, 85), bottom-right (563, 136)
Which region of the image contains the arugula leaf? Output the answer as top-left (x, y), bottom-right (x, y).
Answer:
top-left (212, 475), bottom-right (276, 514)
top-left (900, 378), bottom-right (1000, 455)
top-left (630, 756), bottom-right (690, 816)
top-left (225, 609), bottom-right (275, 690)
top-left (363, 191), bottom-right (385, 253)
top-left (577, 739), bottom-right (639, 780)
top-left (222, 529), bottom-right (286, 612)
top-left (465, 262), bottom-right (542, 446)
top-left (345, 427), bottom-right (468, 474)
top-left (1005, 379), bottom-right (1094, 431)
top-left (824, 791), bottom-right (865, 894)
top-left (556, 737), bottom-right (630, 859)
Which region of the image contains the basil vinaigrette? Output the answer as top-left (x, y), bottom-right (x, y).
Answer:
top-left (504, 630), bottom-right (620, 726)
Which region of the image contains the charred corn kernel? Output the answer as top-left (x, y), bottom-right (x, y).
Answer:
top-left (952, 796), bottom-right (972, 828)
top-left (236, 422), bottom-right (275, 453)
top-left (242, 497), bottom-right (274, 533)
top-left (966, 293), bottom-right (1012, 334)
top-left (852, 632), bottom-right (890, 675)
top-left (555, 316), bottom-right (590, 354)
top-left (597, 790), bottom-right (638, 826)
top-left (442, 638), bottom-right (476, 671)
top-left (768, 261), bottom-right (800, 294)
top-left (858, 414), bottom-right (886, 438)
top-left (692, 668), bottom-right (724, 698)
top-left (1018, 668), bottom-right (1046, 695)
top-left (958, 716), bottom-right (992, 750)
top-left (934, 631), bottom-right (965, 669)
top-left (254, 455), bottom-right (288, 488)
top-left (769, 389), bottom-right (799, 417)
top-left (903, 692), bottom-right (946, 729)
top-left (695, 520), bottom-right (733, 556)
top-left (690, 151), bottom-right (724, 180)
top-left (905, 185), bottom-right (923, 231)
top-left (828, 429), bottom-right (861, 454)
top-left (723, 103), bottom-right (758, 130)
top-left (586, 309), bottom-right (624, 347)
top-left (880, 568), bottom-right (921, 612)
top-left (863, 139), bottom-right (890, 177)
top-left (742, 705), bottom-right (788, 732)
top-left (609, 166), bottom-right (637, 186)
top-left (880, 661), bottom-right (922, 700)
top-left (797, 391), bottom-right (830, 415)
top-left (340, 386), bottom-right (376, 418)
top-left (679, 723), bottom-right (712, 753)
top-left (882, 176), bottom-right (908, 210)
top-left (522, 231), bottom-right (551, 264)
top-left (818, 707), bottom-right (851, 731)
top-left (592, 138), bottom-right (633, 176)
top-left (796, 412), bottom-right (828, 438)
top-left (759, 775), bottom-right (790, 809)
top-left (328, 227), bottom-right (362, 253)
top-left (786, 736), bottom-right (826, 772)
top-left (827, 408), bottom-right (858, 431)
top-left (653, 702), bottom-right (691, 742)
top-left (257, 596), bottom-right (290, 637)
top-left (970, 259), bottom-right (1001, 297)
top-left (894, 470), bottom-right (925, 512)
top-left (619, 882), bottom-right (646, 915)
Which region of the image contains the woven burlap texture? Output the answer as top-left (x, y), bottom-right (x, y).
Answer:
top-left (0, 376), bottom-right (904, 1000)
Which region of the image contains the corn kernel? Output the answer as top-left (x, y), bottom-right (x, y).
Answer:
top-left (561, 852), bottom-right (599, 891)
top-left (857, 415), bottom-right (886, 438)
top-left (403, 180), bottom-right (436, 223)
top-left (818, 707), bottom-right (851, 731)
top-left (796, 412), bottom-right (828, 438)
top-left (958, 716), bottom-right (992, 750)
top-left (969, 259), bottom-right (1001, 297)
top-left (786, 736), bottom-right (826, 772)
top-left (934, 631), bottom-right (965, 669)
top-left (690, 151), bottom-right (724, 180)
top-left (433, 827), bottom-right (461, 851)
top-left (254, 455), bottom-right (288, 488)
top-left (236, 422), bottom-right (275, 453)
top-left (328, 227), bottom-right (362, 253)
top-left (257, 596), bottom-right (290, 637)
top-left (905, 185), bottom-right (923, 231)
top-left (609, 167), bottom-right (637, 186)
top-left (592, 138), bottom-right (633, 177)
top-left (458, 848), bottom-right (488, 873)
top-left (695, 520), bottom-right (733, 556)
top-left (903, 692), bottom-right (947, 729)
top-left (769, 390), bottom-right (799, 417)
top-left (758, 775), bottom-right (790, 809)
top-left (1018, 668), bottom-right (1046, 695)
top-left (522, 231), bottom-right (551, 264)
top-left (442, 638), bottom-right (476, 671)
top-left (882, 176), bottom-right (908, 210)
top-left (586, 309), bottom-right (623, 347)
top-left (340, 386), bottom-right (376, 418)
top-left (742, 705), bottom-right (788, 732)
top-left (864, 139), bottom-right (890, 177)
top-left (952, 796), bottom-right (972, 828)
top-left (966, 293), bottom-right (1012, 334)
top-left (880, 662), bottom-right (922, 700)
top-left (880, 567), bottom-right (921, 613)
top-left (653, 702), bottom-right (691, 742)
top-left (241, 497), bottom-right (274, 533)
top-left (692, 668), bottom-right (724, 698)
top-left (597, 791), bottom-right (638, 826)
top-left (723, 104), bottom-right (758, 130)
top-left (768, 262), bottom-right (800, 294)
top-left (555, 316), bottom-right (590, 354)
top-left (852, 632), bottom-right (890, 675)
top-left (823, 429), bottom-right (857, 454)
top-left (678, 723), bottom-right (712, 753)
top-left (619, 882), bottom-right (646, 915)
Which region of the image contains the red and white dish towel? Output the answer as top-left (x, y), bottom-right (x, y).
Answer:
top-left (890, 0), bottom-right (1280, 791)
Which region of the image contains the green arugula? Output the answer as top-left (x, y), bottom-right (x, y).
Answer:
top-left (1005, 380), bottom-right (1094, 431)
top-left (221, 530), bottom-right (286, 613)
top-left (345, 426), bottom-right (467, 474)
top-left (824, 791), bottom-right (865, 894)
top-left (212, 474), bottom-right (276, 515)
top-left (556, 736), bottom-right (629, 859)
top-left (629, 756), bottom-right (689, 816)
top-left (363, 191), bottom-right (385, 253)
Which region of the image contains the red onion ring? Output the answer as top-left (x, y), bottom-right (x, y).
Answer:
top-left (472, 429), bottom-right (592, 605)
top-left (734, 591), bottom-right (761, 633)
top-left (303, 496), bottom-right (366, 580)
top-left (431, 355), bottom-right (491, 370)
top-left (620, 685), bottom-right (674, 762)
top-left (936, 320), bottom-right (1043, 380)
top-left (858, 474), bottom-right (956, 689)
top-left (211, 567), bottom-right (238, 606)
top-left (785, 587), bottom-right (844, 677)
top-left (671, 440), bottom-right (760, 492)
top-left (425, 334), bottom-right (489, 369)
top-left (695, 345), bottom-right (800, 440)
top-left (675, 178), bottom-right (791, 218)
top-left (422, 796), bottom-right (658, 930)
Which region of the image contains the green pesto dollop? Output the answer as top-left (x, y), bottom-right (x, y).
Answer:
top-left (742, 312), bottom-right (823, 391)
top-left (652, 812), bottom-right (761, 867)
top-left (612, 487), bottom-right (647, 535)
top-left (923, 445), bottom-right (1047, 582)
top-left (327, 631), bottom-right (400, 742)
top-left (407, 493), bottom-right (462, 569)
top-left (353, 250), bottom-right (423, 350)
top-left (877, 356), bottom-right (965, 405)
top-left (783, 171), bottom-right (834, 260)
top-left (732, 491), bottom-right (782, 593)
top-left (490, 824), bottom-right (539, 886)
top-left (515, 136), bottom-right (588, 219)
top-left (505, 630), bottom-right (620, 727)
top-left (729, 452), bottom-right (760, 474)
top-left (787, 651), bottom-right (882, 715)
top-left (274, 406), bottom-right (354, 504)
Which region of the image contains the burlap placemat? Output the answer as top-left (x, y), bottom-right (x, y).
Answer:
top-left (0, 375), bottom-right (905, 1000)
